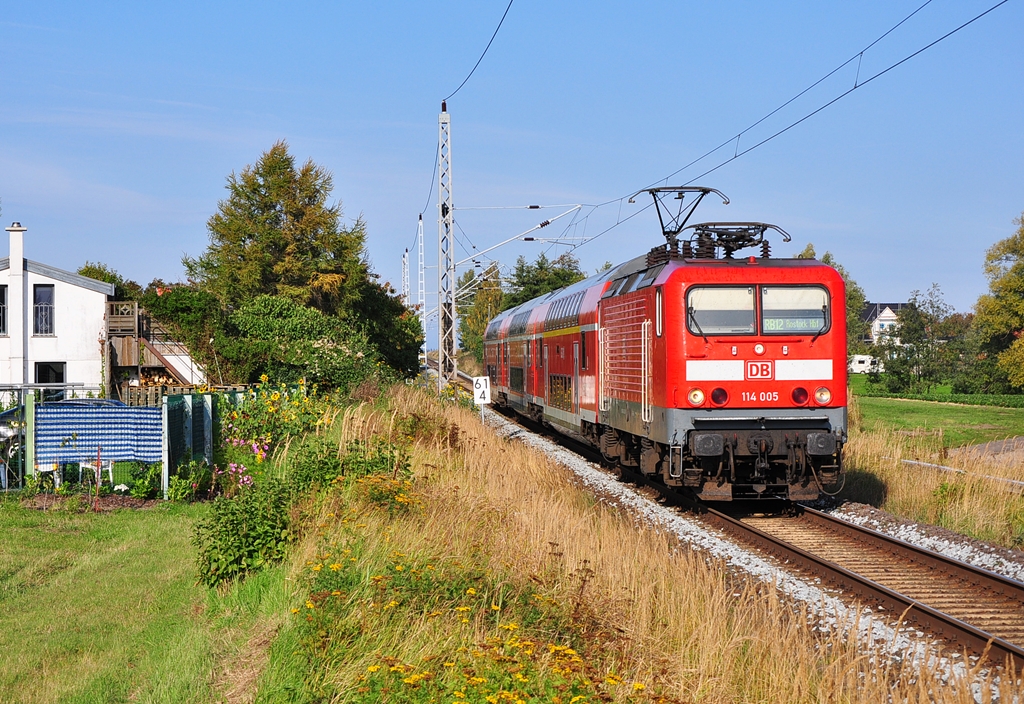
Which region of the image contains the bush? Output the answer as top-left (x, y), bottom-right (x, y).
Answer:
top-left (288, 435), bottom-right (343, 490)
top-left (193, 479), bottom-right (294, 587)
top-left (168, 459), bottom-right (212, 502)
top-left (129, 463), bottom-right (162, 500)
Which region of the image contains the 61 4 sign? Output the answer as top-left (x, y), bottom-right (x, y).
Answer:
top-left (473, 377), bottom-right (491, 405)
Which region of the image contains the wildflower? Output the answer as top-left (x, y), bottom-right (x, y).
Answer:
top-left (331, 590), bottom-right (341, 596)
top-left (604, 673), bottom-right (622, 685)
top-left (394, 565), bottom-right (404, 571)
top-left (329, 563), bottom-right (342, 571)
top-left (491, 604), bottom-right (500, 611)
top-left (367, 665), bottom-right (381, 673)
top-left (455, 606), bottom-right (471, 612)
top-left (443, 662), bottom-right (455, 668)
top-left (570, 697), bottom-right (586, 704)
top-left (312, 564), bottom-right (322, 572)
top-left (467, 676), bottom-right (486, 685)
top-left (291, 608), bottom-right (299, 614)
top-left (632, 682), bottom-right (646, 692)
top-left (306, 601), bottom-right (315, 610)
top-left (466, 588), bottom-right (477, 595)
top-left (454, 692), bottom-right (466, 699)
top-left (499, 622), bottom-right (518, 631)
top-left (260, 374), bottom-right (269, 383)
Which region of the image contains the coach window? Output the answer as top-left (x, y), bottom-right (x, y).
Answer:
top-left (656, 288), bottom-right (663, 337)
top-left (580, 331), bottom-right (588, 370)
top-left (761, 286), bottom-right (829, 334)
top-left (686, 286), bottom-right (755, 335)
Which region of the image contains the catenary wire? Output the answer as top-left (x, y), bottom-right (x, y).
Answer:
top-left (579, 0), bottom-right (1009, 246)
top-left (443, 0), bottom-right (516, 103)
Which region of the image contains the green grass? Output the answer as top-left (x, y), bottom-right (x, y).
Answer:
top-left (853, 396), bottom-right (1024, 447)
top-left (0, 495), bottom-right (294, 704)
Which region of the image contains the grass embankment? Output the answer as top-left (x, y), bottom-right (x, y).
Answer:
top-left (255, 385), bottom-right (1016, 702)
top-left (840, 394), bottom-right (1024, 549)
top-left (0, 498), bottom-right (294, 704)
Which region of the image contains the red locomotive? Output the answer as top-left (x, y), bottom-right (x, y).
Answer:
top-left (483, 187), bottom-right (846, 501)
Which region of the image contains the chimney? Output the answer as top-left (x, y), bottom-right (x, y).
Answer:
top-left (6, 222), bottom-right (26, 385)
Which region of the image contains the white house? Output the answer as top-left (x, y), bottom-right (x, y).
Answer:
top-left (861, 302), bottom-right (907, 345)
top-left (0, 222), bottom-right (114, 396)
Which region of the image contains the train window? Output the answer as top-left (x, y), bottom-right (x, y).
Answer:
top-left (580, 330), bottom-right (588, 369)
top-left (686, 286), bottom-right (756, 335)
top-left (619, 272), bottom-right (641, 295)
top-left (536, 338), bottom-right (543, 367)
top-left (656, 288), bottom-right (663, 337)
top-left (761, 286), bottom-right (829, 335)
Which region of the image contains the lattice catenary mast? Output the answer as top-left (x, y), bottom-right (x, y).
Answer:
top-left (417, 214), bottom-right (426, 369)
top-left (437, 101), bottom-right (456, 391)
top-left (401, 249), bottom-right (410, 306)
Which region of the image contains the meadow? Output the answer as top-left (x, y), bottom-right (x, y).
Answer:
top-left (2, 382), bottom-right (1022, 702)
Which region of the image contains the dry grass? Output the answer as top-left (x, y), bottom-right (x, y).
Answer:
top-left (284, 385), bottom-right (1023, 702)
top-left (844, 396), bottom-right (1024, 549)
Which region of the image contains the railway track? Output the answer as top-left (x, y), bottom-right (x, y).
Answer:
top-left (430, 363), bottom-right (1024, 668)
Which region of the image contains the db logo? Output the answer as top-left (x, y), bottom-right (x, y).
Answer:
top-left (746, 360), bottom-right (774, 380)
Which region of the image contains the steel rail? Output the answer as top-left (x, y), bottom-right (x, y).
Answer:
top-left (697, 504), bottom-right (1024, 668)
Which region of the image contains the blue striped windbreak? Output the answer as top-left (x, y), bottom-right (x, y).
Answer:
top-left (35, 404), bottom-right (162, 465)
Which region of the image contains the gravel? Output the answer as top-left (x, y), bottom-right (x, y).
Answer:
top-left (482, 409), bottom-right (975, 681)
top-left (826, 502), bottom-right (1024, 584)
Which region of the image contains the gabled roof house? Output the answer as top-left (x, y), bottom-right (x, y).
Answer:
top-left (1, 222), bottom-right (114, 396)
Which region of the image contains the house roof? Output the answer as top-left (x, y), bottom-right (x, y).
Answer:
top-left (0, 257), bottom-right (116, 296)
top-left (861, 302), bottom-right (908, 324)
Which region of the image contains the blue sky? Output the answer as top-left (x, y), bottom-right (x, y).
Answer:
top-left (1, 0), bottom-right (1021, 326)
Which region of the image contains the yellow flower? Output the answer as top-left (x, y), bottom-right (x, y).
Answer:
top-left (443, 662), bottom-right (455, 668)
top-left (312, 564), bottom-right (322, 572)
top-left (329, 563), bottom-right (342, 571)
top-left (632, 682), bottom-right (646, 692)
top-left (331, 590), bottom-right (341, 596)
top-left (465, 587), bottom-right (477, 595)
top-left (455, 606), bottom-right (471, 612)
top-left (490, 604), bottom-right (500, 611)
top-left (290, 608), bottom-right (299, 614)
top-left (305, 601), bottom-right (315, 609)
top-left (394, 565), bottom-right (404, 571)
top-left (260, 374), bottom-right (269, 383)
top-left (367, 665), bottom-right (381, 673)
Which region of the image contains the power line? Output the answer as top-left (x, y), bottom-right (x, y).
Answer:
top-left (580, 0), bottom-right (1009, 247)
top-left (444, 0), bottom-right (516, 103)
top-left (682, 0), bottom-right (1010, 186)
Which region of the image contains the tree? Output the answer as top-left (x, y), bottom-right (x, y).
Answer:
top-left (181, 142), bottom-right (422, 379)
top-left (973, 212), bottom-right (1024, 390)
top-left (184, 140), bottom-right (368, 315)
top-left (459, 263), bottom-right (503, 362)
top-left (794, 244), bottom-right (869, 355)
top-left (502, 252), bottom-right (585, 311)
top-left (78, 262), bottom-right (142, 300)
top-left (875, 285), bottom-right (954, 393)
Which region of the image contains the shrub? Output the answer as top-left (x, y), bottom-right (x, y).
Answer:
top-left (168, 459), bottom-right (212, 502)
top-left (128, 463), bottom-right (162, 500)
top-left (288, 435), bottom-right (343, 490)
top-left (193, 479), bottom-right (294, 587)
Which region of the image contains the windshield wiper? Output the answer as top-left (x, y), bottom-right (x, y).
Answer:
top-left (687, 306), bottom-right (709, 344)
top-left (810, 305), bottom-right (828, 344)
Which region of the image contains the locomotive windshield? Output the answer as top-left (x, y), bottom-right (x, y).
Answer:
top-left (686, 287), bottom-right (756, 335)
top-left (761, 286), bottom-right (829, 334)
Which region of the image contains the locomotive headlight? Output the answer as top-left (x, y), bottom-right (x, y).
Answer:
top-left (792, 387), bottom-right (809, 405)
top-left (711, 387), bottom-right (729, 406)
top-left (814, 387), bottom-right (832, 404)
top-left (754, 343), bottom-right (765, 355)
top-left (687, 388), bottom-right (705, 406)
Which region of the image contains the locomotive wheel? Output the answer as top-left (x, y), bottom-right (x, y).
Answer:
top-left (609, 460), bottom-right (637, 484)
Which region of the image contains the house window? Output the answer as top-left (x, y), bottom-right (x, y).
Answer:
top-left (34, 285), bottom-right (55, 335)
top-left (0, 285), bottom-right (6, 335)
top-left (35, 362), bottom-right (65, 401)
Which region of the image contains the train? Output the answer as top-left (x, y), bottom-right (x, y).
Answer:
top-left (482, 187), bottom-right (846, 501)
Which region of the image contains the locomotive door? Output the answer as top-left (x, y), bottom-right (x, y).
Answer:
top-left (572, 342), bottom-right (580, 412)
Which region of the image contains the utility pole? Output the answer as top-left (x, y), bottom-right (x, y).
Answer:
top-left (401, 249), bottom-right (410, 306)
top-left (437, 101), bottom-right (456, 392)
top-left (417, 214), bottom-right (427, 370)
